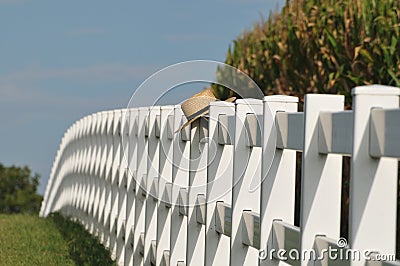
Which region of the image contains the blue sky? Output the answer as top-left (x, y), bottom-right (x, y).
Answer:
top-left (0, 0), bottom-right (284, 194)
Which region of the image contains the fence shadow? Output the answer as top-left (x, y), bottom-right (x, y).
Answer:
top-left (49, 212), bottom-right (116, 266)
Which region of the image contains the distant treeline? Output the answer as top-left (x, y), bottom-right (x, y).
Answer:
top-left (0, 163), bottom-right (42, 214)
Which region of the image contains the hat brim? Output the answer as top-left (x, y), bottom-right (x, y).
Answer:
top-left (177, 109), bottom-right (209, 132)
top-left (177, 97), bottom-right (236, 132)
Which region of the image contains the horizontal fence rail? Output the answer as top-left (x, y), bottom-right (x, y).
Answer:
top-left (40, 85), bottom-right (400, 266)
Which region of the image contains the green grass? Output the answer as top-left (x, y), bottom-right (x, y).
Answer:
top-left (0, 213), bottom-right (115, 266)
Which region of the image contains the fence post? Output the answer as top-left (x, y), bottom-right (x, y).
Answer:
top-left (86, 115), bottom-right (95, 231)
top-left (78, 117), bottom-right (88, 226)
top-left (300, 94), bottom-right (344, 265)
top-left (125, 108), bottom-right (138, 266)
top-left (91, 113), bottom-right (99, 236)
top-left (156, 106), bottom-right (175, 266)
top-left (85, 115), bottom-right (93, 230)
top-left (231, 99), bottom-right (263, 266)
top-left (99, 111), bottom-right (109, 245)
top-left (93, 112), bottom-right (103, 238)
top-left (187, 116), bottom-right (208, 265)
top-left (170, 106), bottom-right (190, 265)
top-left (133, 107), bottom-right (150, 266)
top-left (260, 95), bottom-right (299, 265)
top-left (74, 118), bottom-right (83, 224)
top-left (104, 111), bottom-right (114, 249)
top-left (205, 101), bottom-right (235, 266)
top-left (109, 110), bottom-right (121, 260)
top-left (350, 85), bottom-right (400, 265)
top-left (87, 114), bottom-right (97, 235)
top-left (145, 106), bottom-right (161, 266)
top-left (116, 109), bottom-right (128, 266)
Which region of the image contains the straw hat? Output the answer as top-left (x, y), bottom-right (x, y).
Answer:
top-left (178, 87), bottom-right (235, 131)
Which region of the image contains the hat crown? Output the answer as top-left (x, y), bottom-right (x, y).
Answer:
top-left (192, 87), bottom-right (215, 98)
top-left (181, 88), bottom-right (216, 119)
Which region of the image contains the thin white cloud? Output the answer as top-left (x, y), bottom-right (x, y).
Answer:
top-left (66, 28), bottom-right (106, 37)
top-left (163, 33), bottom-right (216, 42)
top-left (0, 0), bottom-right (28, 4)
top-left (0, 63), bottom-right (161, 121)
top-left (0, 81), bottom-right (127, 127)
top-left (0, 63), bottom-right (159, 83)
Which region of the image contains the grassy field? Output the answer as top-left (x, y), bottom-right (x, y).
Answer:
top-left (0, 213), bottom-right (115, 266)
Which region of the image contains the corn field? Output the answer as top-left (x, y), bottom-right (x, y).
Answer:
top-left (214, 0), bottom-right (400, 107)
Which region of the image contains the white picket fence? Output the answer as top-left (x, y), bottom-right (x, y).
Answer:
top-left (40, 85), bottom-right (400, 266)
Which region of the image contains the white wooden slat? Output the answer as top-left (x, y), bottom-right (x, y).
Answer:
top-left (117, 110), bottom-right (128, 266)
top-left (370, 108), bottom-right (400, 158)
top-left (231, 99), bottom-right (263, 266)
top-left (178, 188), bottom-right (188, 216)
top-left (133, 107), bottom-right (149, 266)
top-left (161, 250), bottom-right (170, 266)
top-left (87, 115), bottom-right (97, 235)
top-left (271, 220), bottom-right (300, 265)
top-left (94, 112), bottom-right (103, 179)
top-left (275, 112), bottom-right (304, 151)
top-left (318, 111), bottom-right (353, 155)
top-left (128, 226), bottom-right (135, 262)
top-left (170, 106), bottom-right (190, 266)
top-left (77, 118), bottom-right (87, 226)
top-left (241, 210), bottom-right (260, 249)
top-left (205, 101), bottom-right (235, 266)
top-left (300, 94), bottom-right (344, 265)
top-left (80, 116), bottom-right (88, 177)
top-left (314, 236), bottom-right (350, 265)
top-left (110, 110), bottom-right (121, 260)
top-left (89, 114), bottom-right (98, 177)
top-left (214, 202), bottom-right (232, 237)
top-left (195, 195), bottom-right (206, 225)
top-left (150, 240), bottom-right (157, 265)
top-left (77, 120), bottom-right (85, 223)
top-left (260, 95), bottom-right (298, 266)
top-left (92, 113), bottom-right (102, 238)
top-left (156, 106), bottom-right (175, 266)
top-left (139, 232), bottom-right (145, 256)
top-left (88, 175), bottom-right (96, 234)
top-left (180, 121), bottom-right (190, 141)
top-left (104, 110), bottom-right (114, 249)
top-left (144, 106), bottom-right (161, 266)
top-left (71, 177), bottom-right (78, 222)
top-left (217, 113), bottom-right (232, 145)
top-left (187, 117), bottom-right (208, 266)
top-left (126, 108), bottom-right (138, 266)
top-left (167, 115), bottom-right (174, 140)
top-left (151, 177), bottom-right (158, 200)
top-left (81, 171), bottom-right (89, 228)
top-left (163, 183), bottom-right (172, 208)
top-left (99, 111), bottom-right (110, 246)
top-left (245, 113), bottom-right (262, 147)
top-left (84, 132), bottom-right (93, 228)
top-left (350, 85), bottom-right (400, 266)
top-left (155, 114), bottom-right (161, 138)
top-left (97, 176), bottom-right (106, 242)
